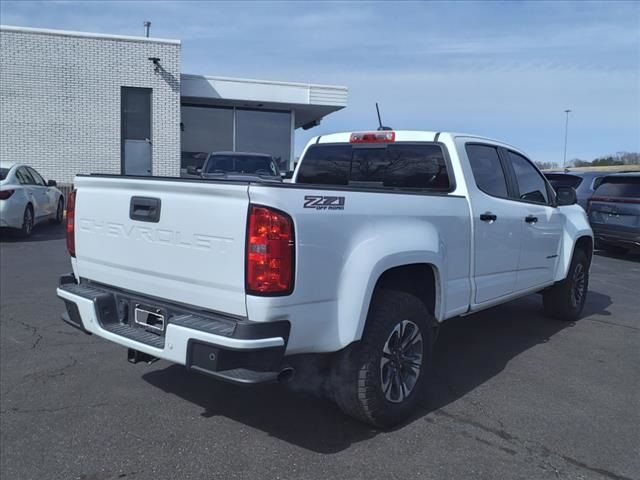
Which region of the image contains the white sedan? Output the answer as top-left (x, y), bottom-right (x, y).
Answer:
top-left (0, 162), bottom-right (65, 237)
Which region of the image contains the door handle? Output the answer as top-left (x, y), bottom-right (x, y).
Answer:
top-left (480, 212), bottom-right (497, 222)
top-left (130, 196), bottom-right (161, 223)
top-left (525, 215), bottom-right (538, 224)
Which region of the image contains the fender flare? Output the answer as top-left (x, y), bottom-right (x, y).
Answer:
top-left (334, 223), bottom-right (446, 348)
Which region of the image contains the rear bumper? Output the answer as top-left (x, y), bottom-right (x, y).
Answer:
top-left (0, 201), bottom-right (23, 229)
top-left (57, 276), bottom-right (290, 384)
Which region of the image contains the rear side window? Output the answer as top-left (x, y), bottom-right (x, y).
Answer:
top-left (594, 177), bottom-right (640, 198)
top-left (15, 167), bottom-right (35, 185)
top-left (507, 151), bottom-right (549, 204)
top-left (297, 143), bottom-right (451, 190)
top-left (466, 144), bottom-right (508, 197)
top-left (592, 176), bottom-right (606, 190)
top-left (545, 174), bottom-right (583, 189)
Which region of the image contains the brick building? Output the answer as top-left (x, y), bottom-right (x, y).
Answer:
top-left (0, 25), bottom-right (347, 184)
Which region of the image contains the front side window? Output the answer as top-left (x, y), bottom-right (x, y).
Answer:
top-left (465, 144), bottom-right (509, 197)
top-left (27, 167), bottom-right (46, 186)
top-left (507, 151), bottom-right (549, 204)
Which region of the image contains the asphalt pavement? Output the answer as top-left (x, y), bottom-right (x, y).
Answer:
top-left (1, 223), bottom-right (639, 480)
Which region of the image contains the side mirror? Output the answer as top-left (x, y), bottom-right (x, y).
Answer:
top-left (47, 180), bottom-right (57, 187)
top-left (186, 166), bottom-right (201, 176)
top-left (281, 171), bottom-right (294, 180)
top-left (555, 186), bottom-right (577, 206)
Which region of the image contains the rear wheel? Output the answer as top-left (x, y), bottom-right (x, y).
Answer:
top-left (331, 290), bottom-right (433, 428)
top-left (20, 204), bottom-right (34, 238)
top-left (543, 248), bottom-right (589, 321)
top-left (52, 197), bottom-right (64, 224)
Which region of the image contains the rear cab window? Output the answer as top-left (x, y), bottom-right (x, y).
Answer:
top-left (296, 143), bottom-right (452, 191)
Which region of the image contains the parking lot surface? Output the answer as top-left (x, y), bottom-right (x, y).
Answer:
top-left (1, 224), bottom-right (639, 480)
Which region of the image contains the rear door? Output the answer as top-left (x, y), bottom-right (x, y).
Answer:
top-left (73, 176), bottom-right (250, 316)
top-left (27, 167), bottom-right (56, 217)
top-left (503, 150), bottom-right (563, 291)
top-left (464, 143), bottom-right (523, 303)
top-left (16, 167), bottom-right (48, 220)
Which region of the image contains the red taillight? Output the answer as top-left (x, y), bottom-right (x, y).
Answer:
top-left (349, 131), bottom-right (395, 143)
top-left (0, 189), bottom-right (14, 200)
top-left (246, 205), bottom-right (294, 295)
top-left (66, 190), bottom-right (77, 257)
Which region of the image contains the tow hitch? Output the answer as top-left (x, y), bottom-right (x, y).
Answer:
top-left (127, 348), bottom-right (158, 364)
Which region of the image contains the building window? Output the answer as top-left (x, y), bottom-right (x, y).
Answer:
top-left (236, 109), bottom-right (291, 172)
top-left (180, 106), bottom-right (234, 171)
top-left (121, 87), bottom-right (152, 175)
top-left (180, 106), bottom-right (292, 173)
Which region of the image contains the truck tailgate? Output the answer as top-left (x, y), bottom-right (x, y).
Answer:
top-left (73, 176), bottom-right (249, 317)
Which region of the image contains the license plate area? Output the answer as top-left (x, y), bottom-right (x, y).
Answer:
top-left (134, 306), bottom-right (165, 333)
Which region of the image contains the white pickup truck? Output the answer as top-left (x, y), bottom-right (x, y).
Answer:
top-left (57, 130), bottom-right (593, 427)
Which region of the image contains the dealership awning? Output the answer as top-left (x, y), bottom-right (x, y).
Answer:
top-left (180, 74), bottom-right (347, 129)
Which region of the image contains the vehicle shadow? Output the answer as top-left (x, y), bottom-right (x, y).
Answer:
top-left (594, 248), bottom-right (640, 263)
top-left (142, 291), bottom-right (612, 454)
top-left (0, 223), bottom-right (66, 243)
top-left (420, 292), bottom-right (611, 416)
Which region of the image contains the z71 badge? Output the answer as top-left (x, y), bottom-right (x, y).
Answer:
top-left (303, 195), bottom-right (345, 211)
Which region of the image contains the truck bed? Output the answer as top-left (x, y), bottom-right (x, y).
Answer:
top-left (71, 173), bottom-right (472, 354)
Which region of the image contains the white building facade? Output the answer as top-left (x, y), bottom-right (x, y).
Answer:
top-left (0, 25), bottom-right (347, 184)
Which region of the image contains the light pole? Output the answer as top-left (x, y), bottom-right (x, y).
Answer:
top-left (563, 109), bottom-right (571, 169)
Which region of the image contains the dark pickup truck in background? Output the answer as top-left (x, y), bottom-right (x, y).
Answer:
top-left (185, 151), bottom-right (283, 182)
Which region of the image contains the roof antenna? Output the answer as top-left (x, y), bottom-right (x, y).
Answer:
top-left (376, 102), bottom-right (392, 131)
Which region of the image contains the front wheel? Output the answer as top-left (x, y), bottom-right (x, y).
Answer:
top-left (331, 290), bottom-right (433, 428)
top-left (543, 248), bottom-right (589, 321)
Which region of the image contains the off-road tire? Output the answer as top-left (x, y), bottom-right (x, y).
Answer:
top-left (543, 248), bottom-right (589, 321)
top-left (331, 289), bottom-right (433, 428)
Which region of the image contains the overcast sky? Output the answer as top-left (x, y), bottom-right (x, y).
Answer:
top-left (2, 0), bottom-right (639, 163)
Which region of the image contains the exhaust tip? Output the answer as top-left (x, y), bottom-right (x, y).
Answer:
top-left (277, 367), bottom-right (295, 383)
